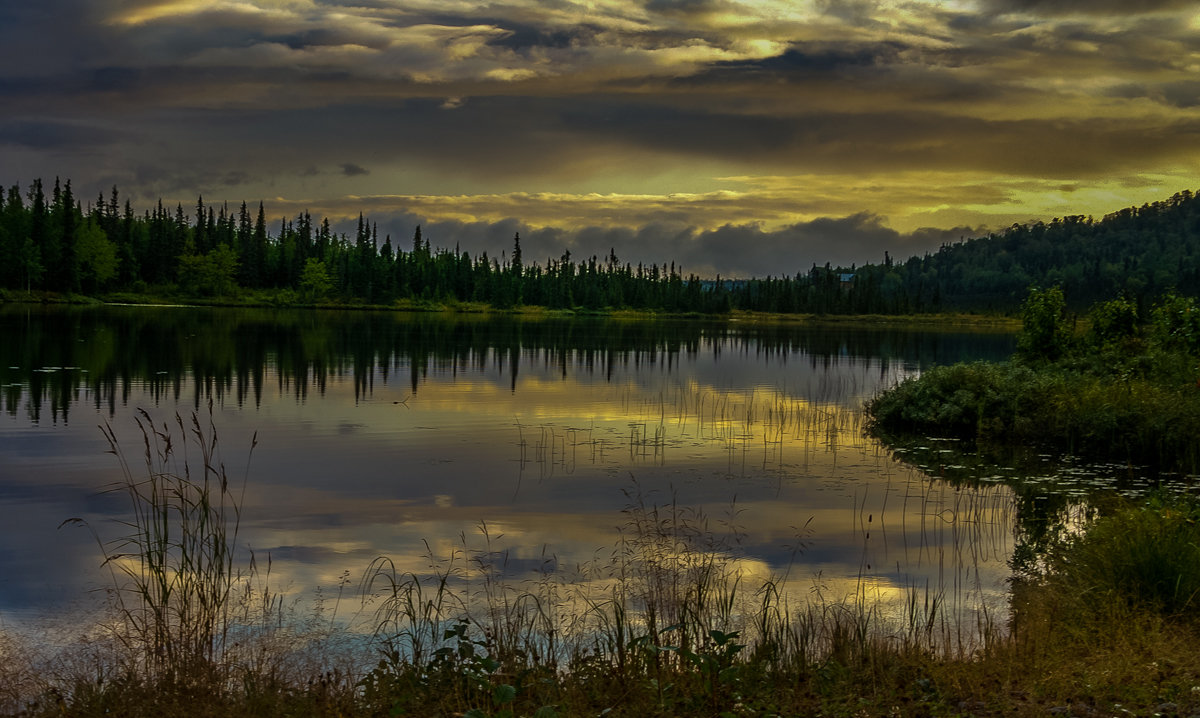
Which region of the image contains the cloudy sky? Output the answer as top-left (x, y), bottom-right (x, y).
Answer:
top-left (2, 0), bottom-right (1198, 276)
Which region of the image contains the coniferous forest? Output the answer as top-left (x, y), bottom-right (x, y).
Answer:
top-left (1, 178), bottom-right (1198, 314)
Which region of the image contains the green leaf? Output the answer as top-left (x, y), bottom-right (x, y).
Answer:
top-left (493, 683), bottom-right (517, 705)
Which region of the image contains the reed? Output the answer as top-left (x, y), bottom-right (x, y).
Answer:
top-left (58, 406), bottom-right (253, 689)
top-left (349, 476), bottom-right (1008, 717)
top-left (15, 409), bottom-right (1200, 716)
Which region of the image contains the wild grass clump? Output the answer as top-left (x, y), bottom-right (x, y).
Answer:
top-left (26, 407), bottom-right (364, 717)
top-left (352, 483), bottom-right (1002, 717)
top-left (1036, 494), bottom-right (1200, 618)
top-left (76, 407), bottom-right (253, 689)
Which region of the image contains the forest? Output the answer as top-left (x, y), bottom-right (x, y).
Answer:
top-left (1, 177), bottom-right (1198, 314)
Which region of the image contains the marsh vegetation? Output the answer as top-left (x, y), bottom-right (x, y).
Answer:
top-left (3, 410), bottom-right (1199, 717)
top-left (867, 288), bottom-right (1200, 474)
top-left (2, 307), bottom-right (1198, 716)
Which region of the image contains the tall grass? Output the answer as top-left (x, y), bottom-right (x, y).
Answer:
top-left (13, 409), bottom-right (1200, 716)
top-left (353, 479), bottom-right (1004, 717)
top-left (1036, 494), bottom-right (1200, 618)
top-left (57, 408), bottom-right (252, 690)
top-left (47, 407), bottom-right (366, 716)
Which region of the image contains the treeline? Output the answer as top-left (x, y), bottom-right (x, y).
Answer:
top-left (1, 178), bottom-right (1198, 313)
top-left (809, 189), bottom-right (1200, 315)
top-left (0, 179), bottom-right (731, 311)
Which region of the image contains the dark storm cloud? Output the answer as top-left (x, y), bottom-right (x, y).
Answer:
top-left (553, 99), bottom-right (1200, 177)
top-left (645, 0), bottom-right (721, 12)
top-left (1157, 82), bottom-right (1200, 109)
top-left (352, 210), bottom-right (969, 278)
top-left (979, 0), bottom-right (1194, 15)
top-left (89, 66), bottom-right (144, 92)
top-left (698, 42), bottom-right (909, 79)
top-left (0, 119), bottom-right (121, 151)
top-left (1108, 81), bottom-right (1200, 109)
top-left (95, 164), bottom-right (260, 204)
top-left (341, 163), bottom-right (370, 177)
top-left (814, 0), bottom-right (887, 24)
top-left (485, 22), bottom-right (592, 51)
top-left (678, 215), bottom-right (967, 277)
top-left (40, 87), bottom-right (1195, 209)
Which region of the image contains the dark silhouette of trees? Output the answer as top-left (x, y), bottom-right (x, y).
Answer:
top-left (2, 178), bottom-right (1198, 315)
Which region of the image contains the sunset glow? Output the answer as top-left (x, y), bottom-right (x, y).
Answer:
top-left (2, 0), bottom-right (1196, 275)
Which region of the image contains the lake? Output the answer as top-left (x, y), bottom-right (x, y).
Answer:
top-left (0, 304), bottom-right (1021, 645)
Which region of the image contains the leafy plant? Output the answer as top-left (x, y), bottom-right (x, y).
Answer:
top-left (1016, 285), bottom-right (1072, 362)
top-left (1150, 292), bottom-right (1200, 353)
top-left (661, 626), bottom-right (746, 714)
top-left (1087, 295), bottom-right (1139, 346)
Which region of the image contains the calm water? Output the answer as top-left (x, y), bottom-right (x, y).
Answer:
top-left (0, 305), bottom-right (1020, 633)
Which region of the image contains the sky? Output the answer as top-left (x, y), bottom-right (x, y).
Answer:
top-left (1, 0), bottom-right (1198, 277)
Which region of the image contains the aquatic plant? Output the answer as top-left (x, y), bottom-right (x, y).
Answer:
top-left (60, 408), bottom-right (253, 687)
top-left (15, 406), bottom-right (1200, 716)
top-left (868, 290), bottom-right (1200, 473)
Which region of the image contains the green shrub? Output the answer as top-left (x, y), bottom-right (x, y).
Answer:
top-left (1043, 496), bottom-right (1200, 617)
top-left (1016, 286), bottom-right (1072, 362)
top-left (865, 362), bottom-right (1040, 438)
top-left (1150, 292), bottom-right (1200, 353)
top-left (1087, 296), bottom-right (1138, 346)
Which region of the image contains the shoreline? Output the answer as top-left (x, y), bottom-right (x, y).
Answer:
top-left (0, 289), bottom-right (1021, 330)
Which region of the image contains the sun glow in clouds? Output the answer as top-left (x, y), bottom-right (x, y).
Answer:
top-left (6, 0), bottom-right (1198, 275)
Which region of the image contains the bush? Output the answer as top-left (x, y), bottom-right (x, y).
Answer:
top-left (867, 357), bottom-right (1200, 471)
top-left (1150, 292), bottom-right (1200, 353)
top-left (1016, 286), bottom-right (1072, 362)
top-left (865, 362), bottom-right (1041, 438)
top-left (1042, 496), bottom-right (1200, 617)
top-left (1087, 296), bottom-right (1138, 346)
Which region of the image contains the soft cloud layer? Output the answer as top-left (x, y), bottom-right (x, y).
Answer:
top-left (1, 0), bottom-right (1197, 274)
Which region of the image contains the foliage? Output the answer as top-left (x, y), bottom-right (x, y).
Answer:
top-left (1016, 286), bottom-right (1071, 362)
top-left (1087, 295), bottom-right (1139, 346)
top-left (865, 362), bottom-right (1041, 438)
top-left (1150, 291), bottom-right (1200, 353)
top-left (76, 218), bottom-right (120, 292)
top-left (3, 178), bottom-right (1200, 316)
top-left (298, 257), bottom-right (333, 300)
top-left (867, 290), bottom-right (1200, 472)
top-left (177, 244), bottom-right (239, 297)
top-left (1039, 495), bottom-right (1200, 617)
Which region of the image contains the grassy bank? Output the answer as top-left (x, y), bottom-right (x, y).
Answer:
top-left (1, 286), bottom-right (1021, 330)
top-left (867, 289), bottom-right (1200, 474)
top-left (4, 411), bottom-right (1200, 717)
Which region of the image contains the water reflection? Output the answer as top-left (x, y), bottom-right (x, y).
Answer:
top-left (1, 305), bottom-right (1017, 423)
top-left (0, 305), bottom-right (1019, 641)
